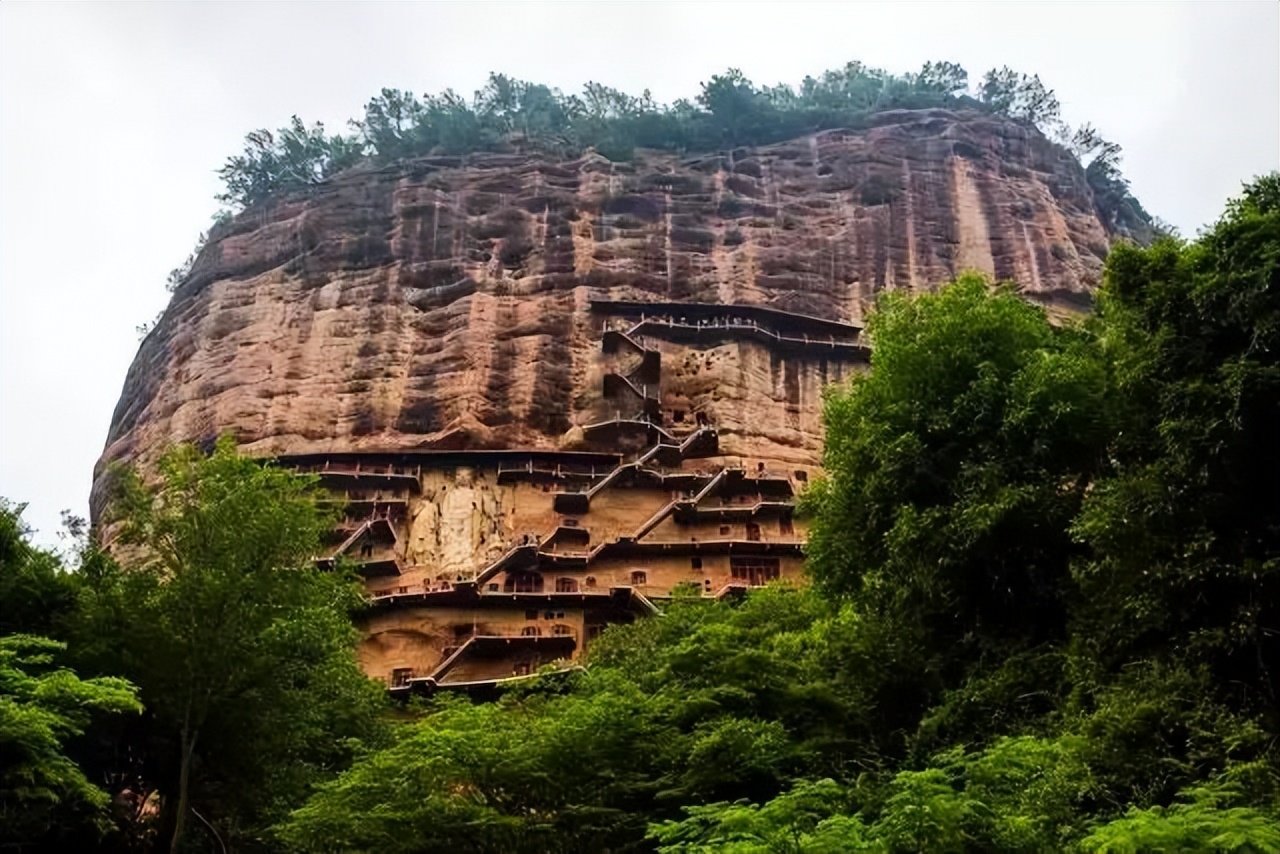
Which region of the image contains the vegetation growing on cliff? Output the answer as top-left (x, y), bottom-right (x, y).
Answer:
top-left (211, 62), bottom-right (1149, 237)
top-left (1, 176), bottom-right (1274, 852)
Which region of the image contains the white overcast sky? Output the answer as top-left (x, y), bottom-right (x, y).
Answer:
top-left (2, 1), bottom-right (1277, 546)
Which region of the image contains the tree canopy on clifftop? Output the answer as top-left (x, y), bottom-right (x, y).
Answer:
top-left (213, 61), bottom-right (1150, 237)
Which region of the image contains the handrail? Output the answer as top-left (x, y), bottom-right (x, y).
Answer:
top-left (675, 500), bottom-right (794, 524)
top-left (305, 466), bottom-right (422, 490)
top-left (553, 426), bottom-right (716, 513)
top-left (602, 327), bottom-right (650, 357)
top-left (426, 636), bottom-right (478, 681)
top-left (496, 461), bottom-right (607, 480)
top-left (591, 299), bottom-right (862, 338)
top-left (604, 372), bottom-right (658, 404)
top-left (539, 535), bottom-right (804, 567)
top-left (581, 416), bottom-right (671, 440)
top-left (631, 318), bottom-right (869, 357)
top-left (691, 467), bottom-right (730, 504)
top-left (470, 540), bottom-right (540, 586)
top-left (426, 632), bottom-right (578, 684)
top-left (678, 425), bottom-right (717, 453)
top-left (326, 516), bottom-right (399, 560)
top-left (713, 581), bottom-right (752, 600)
top-left (632, 499), bottom-right (680, 542)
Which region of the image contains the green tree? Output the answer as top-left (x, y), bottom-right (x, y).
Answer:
top-left (0, 499), bottom-right (76, 637)
top-left (802, 274), bottom-right (1107, 747)
top-left (871, 768), bottom-right (979, 854)
top-left (353, 88), bottom-right (427, 161)
top-left (1073, 174), bottom-right (1280, 718)
top-left (217, 116), bottom-right (363, 208)
top-left (697, 69), bottom-right (775, 147)
top-left (648, 778), bottom-right (864, 854)
top-left (84, 436), bottom-right (385, 853)
top-left (0, 634), bottom-right (141, 847)
top-left (978, 66), bottom-right (1061, 129)
top-left (1079, 782), bottom-right (1280, 854)
top-left (955, 734), bottom-right (1095, 850)
top-left (278, 682), bottom-right (674, 854)
top-left (914, 61), bottom-right (969, 96)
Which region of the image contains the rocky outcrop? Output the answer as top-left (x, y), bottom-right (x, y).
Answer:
top-left (95, 108), bottom-right (1118, 511)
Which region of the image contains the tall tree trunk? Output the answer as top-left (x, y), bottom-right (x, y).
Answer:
top-left (169, 719), bottom-right (197, 854)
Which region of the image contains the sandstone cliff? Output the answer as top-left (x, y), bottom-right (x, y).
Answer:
top-left (95, 108), bottom-right (1120, 509)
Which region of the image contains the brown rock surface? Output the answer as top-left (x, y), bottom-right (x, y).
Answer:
top-left (95, 108), bottom-right (1117, 510)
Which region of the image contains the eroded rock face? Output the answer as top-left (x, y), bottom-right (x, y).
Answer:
top-left (95, 108), bottom-right (1117, 510)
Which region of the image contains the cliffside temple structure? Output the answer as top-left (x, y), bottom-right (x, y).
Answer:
top-left (281, 300), bottom-right (866, 693)
top-left (96, 110), bottom-right (1132, 695)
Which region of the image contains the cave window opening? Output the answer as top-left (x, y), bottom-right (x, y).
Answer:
top-left (521, 626), bottom-right (542, 637)
top-left (556, 577), bottom-right (579, 593)
top-left (391, 668), bottom-right (413, 688)
top-left (630, 570), bottom-right (647, 586)
top-left (691, 557), bottom-right (703, 570)
top-left (747, 523), bottom-right (761, 542)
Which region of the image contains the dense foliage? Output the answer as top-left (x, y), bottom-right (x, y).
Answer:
top-left (0, 633), bottom-right (140, 848)
top-left (209, 62), bottom-right (1148, 238)
top-left (0, 444), bottom-right (387, 853)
